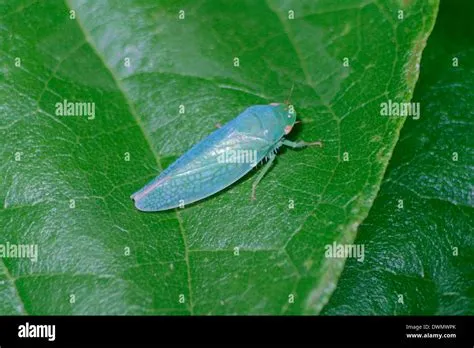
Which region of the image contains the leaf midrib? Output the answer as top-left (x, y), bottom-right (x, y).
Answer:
top-left (64, 0), bottom-right (195, 314)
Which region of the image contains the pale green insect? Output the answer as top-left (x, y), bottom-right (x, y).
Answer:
top-left (131, 102), bottom-right (321, 211)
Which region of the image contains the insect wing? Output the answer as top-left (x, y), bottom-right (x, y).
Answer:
top-left (132, 126), bottom-right (273, 211)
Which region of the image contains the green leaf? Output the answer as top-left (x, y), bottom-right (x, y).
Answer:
top-left (322, 0), bottom-right (474, 315)
top-left (1, 0), bottom-right (438, 314)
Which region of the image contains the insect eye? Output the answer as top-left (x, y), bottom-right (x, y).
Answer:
top-left (288, 114), bottom-right (292, 118)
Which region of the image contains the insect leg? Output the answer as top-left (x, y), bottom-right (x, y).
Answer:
top-left (251, 152), bottom-right (277, 200)
top-left (282, 139), bottom-right (323, 148)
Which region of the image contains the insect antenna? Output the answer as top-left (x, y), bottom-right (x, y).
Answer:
top-left (284, 82), bottom-right (295, 105)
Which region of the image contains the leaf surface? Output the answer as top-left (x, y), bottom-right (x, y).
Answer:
top-left (0, 0), bottom-right (438, 314)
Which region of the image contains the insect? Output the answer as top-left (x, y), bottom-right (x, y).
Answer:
top-left (131, 102), bottom-right (322, 212)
